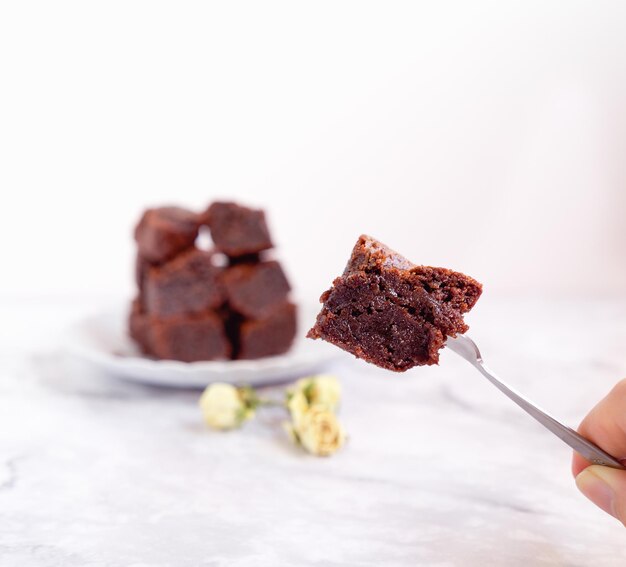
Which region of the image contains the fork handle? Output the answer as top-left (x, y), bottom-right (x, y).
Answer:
top-left (447, 335), bottom-right (626, 470)
top-left (472, 359), bottom-right (626, 469)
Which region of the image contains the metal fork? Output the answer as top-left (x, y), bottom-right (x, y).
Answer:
top-left (446, 334), bottom-right (626, 470)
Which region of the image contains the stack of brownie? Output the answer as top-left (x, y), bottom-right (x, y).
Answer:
top-left (129, 201), bottom-right (297, 362)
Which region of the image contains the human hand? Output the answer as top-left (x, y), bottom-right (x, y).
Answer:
top-left (573, 380), bottom-right (626, 525)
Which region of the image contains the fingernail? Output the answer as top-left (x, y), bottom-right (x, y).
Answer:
top-left (576, 466), bottom-right (617, 518)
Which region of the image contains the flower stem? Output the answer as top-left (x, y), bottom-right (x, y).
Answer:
top-left (256, 398), bottom-right (286, 408)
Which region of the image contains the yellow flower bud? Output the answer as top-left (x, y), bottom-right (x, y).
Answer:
top-left (199, 383), bottom-right (254, 430)
top-left (291, 374), bottom-right (341, 411)
top-left (307, 375), bottom-right (341, 410)
top-left (286, 389), bottom-right (309, 428)
top-left (295, 405), bottom-right (346, 457)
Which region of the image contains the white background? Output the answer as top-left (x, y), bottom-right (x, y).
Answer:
top-left (2, 6), bottom-right (626, 563)
top-left (1, 1), bottom-right (625, 300)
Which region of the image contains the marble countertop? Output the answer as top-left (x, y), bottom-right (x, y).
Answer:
top-left (1, 295), bottom-right (626, 566)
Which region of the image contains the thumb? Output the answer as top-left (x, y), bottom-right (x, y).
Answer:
top-left (576, 465), bottom-right (626, 525)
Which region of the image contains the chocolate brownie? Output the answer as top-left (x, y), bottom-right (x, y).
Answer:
top-left (144, 248), bottom-right (224, 317)
top-left (307, 235), bottom-right (482, 371)
top-left (150, 312), bottom-right (231, 362)
top-left (129, 200), bottom-right (297, 362)
top-left (134, 206), bottom-right (201, 263)
top-left (205, 202), bottom-right (273, 257)
top-left (238, 302), bottom-right (297, 360)
top-left (221, 260), bottom-right (291, 319)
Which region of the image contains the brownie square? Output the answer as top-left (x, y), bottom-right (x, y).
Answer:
top-left (307, 235), bottom-right (482, 371)
top-left (205, 202), bottom-right (273, 257)
top-left (134, 206), bottom-right (201, 263)
top-left (144, 248), bottom-right (224, 318)
top-left (238, 302), bottom-right (297, 360)
top-left (221, 260), bottom-right (291, 319)
top-left (150, 312), bottom-right (231, 362)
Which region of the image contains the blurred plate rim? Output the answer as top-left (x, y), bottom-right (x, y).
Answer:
top-left (64, 301), bottom-right (343, 388)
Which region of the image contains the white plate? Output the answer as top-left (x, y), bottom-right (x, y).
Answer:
top-left (66, 303), bottom-right (342, 388)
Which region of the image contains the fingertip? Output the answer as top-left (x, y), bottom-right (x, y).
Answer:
top-left (575, 465), bottom-right (626, 525)
top-left (575, 467), bottom-right (618, 520)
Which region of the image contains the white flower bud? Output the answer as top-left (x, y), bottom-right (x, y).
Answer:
top-left (199, 383), bottom-right (254, 430)
top-left (294, 405), bottom-right (346, 457)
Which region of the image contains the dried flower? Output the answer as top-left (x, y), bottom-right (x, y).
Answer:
top-left (286, 405), bottom-right (346, 457)
top-left (285, 375), bottom-right (345, 456)
top-left (199, 383), bottom-right (257, 430)
top-left (289, 374), bottom-right (341, 412)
